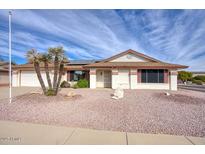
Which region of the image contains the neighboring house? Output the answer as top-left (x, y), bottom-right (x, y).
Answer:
top-left (191, 72), bottom-right (205, 77)
top-left (0, 61), bottom-right (9, 87)
top-left (12, 49), bottom-right (188, 90)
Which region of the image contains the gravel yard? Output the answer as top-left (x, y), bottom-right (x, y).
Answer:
top-left (0, 88), bottom-right (205, 137)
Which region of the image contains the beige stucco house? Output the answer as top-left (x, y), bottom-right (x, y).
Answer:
top-left (12, 49), bottom-right (188, 90)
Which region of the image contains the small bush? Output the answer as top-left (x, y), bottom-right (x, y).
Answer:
top-left (46, 89), bottom-right (56, 96)
top-left (73, 83), bottom-right (79, 89)
top-left (192, 79), bottom-right (203, 85)
top-left (193, 75), bottom-right (205, 82)
top-left (77, 79), bottom-right (89, 88)
top-left (60, 80), bottom-right (70, 88)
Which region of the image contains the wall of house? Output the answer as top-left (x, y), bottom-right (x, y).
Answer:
top-left (12, 71), bottom-right (19, 87)
top-left (169, 70), bottom-right (178, 90)
top-left (111, 68), bottom-right (118, 89)
top-left (90, 68), bottom-right (96, 89)
top-left (0, 71), bottom-right (9, 86)
top-left (110, 68), bottom-right (170, 90)
top-left (130, 68), bottom-right (138, 89)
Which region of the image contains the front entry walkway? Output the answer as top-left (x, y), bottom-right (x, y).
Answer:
top-left (0, 121), bottom-right (204, 145)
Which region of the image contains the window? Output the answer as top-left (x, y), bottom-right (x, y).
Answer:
top-left (141, 69), bottom-right (164, 83)
top-left (70, 71), bottom-right (86, 81)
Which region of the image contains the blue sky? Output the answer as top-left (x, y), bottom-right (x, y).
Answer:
top-left (0, 9), bottom-right (205, 71)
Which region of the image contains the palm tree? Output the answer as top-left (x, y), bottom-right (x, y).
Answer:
top-left (26, 49), bottom-right (47, 94)
top-left (55, 56), bottom-right (68, 94)
top-left (48, 46), bottom-right (64, 94)
top-left (39, 53), bottom-right (52, 89)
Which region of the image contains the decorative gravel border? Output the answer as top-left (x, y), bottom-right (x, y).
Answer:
top-left (0, 89), bottom-right (204, 137)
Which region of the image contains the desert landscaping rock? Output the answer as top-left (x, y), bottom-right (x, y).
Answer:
top-left (0, 89), bottom-right (205, 137)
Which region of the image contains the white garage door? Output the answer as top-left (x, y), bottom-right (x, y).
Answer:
top-left (21, 71), bottom-right (48, 87)
top-left (118, 69), bottom-right (130, 89)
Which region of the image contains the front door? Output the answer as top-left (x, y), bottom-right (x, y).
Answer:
top-left (96, 70), bottom-right (111, 88)
top-left (104, 70), bottom-right (111, 88)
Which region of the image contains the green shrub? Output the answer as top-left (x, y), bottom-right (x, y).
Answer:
top-left (60, 80), bottom-right (70, 88)
top-left (193, 75), bottom-right (205, 82)
top-left (76, 79), bottom-right (89, 88)
top-left (46, 89), bottom-right (56, 96)
top-left (192, 79), bottom-right (203, 85)
top-left (73, 83), bottom-right (79, 89)
top-left (178, 71), bottom-right (193, 82)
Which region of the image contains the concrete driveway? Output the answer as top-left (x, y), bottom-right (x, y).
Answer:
top-left (0, 87), bottom-right (40, 100)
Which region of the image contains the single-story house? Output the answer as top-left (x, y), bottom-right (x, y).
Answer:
top-left (0, 61), bottom-right (10, 87)
top-left (12, 49), bottom-right (188, 90)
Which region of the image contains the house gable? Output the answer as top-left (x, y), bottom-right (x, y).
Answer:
top-left (102, 49), bottom-right (161, 63)
top-left (110, 53), bottom-right (149, 62)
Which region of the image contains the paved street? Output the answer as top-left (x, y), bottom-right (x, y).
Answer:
top-left (178, 84), bottom-right (205, 92)
top-left (0, 120), bottom-right (204, 145)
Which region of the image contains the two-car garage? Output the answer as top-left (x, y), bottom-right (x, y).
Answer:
top-left (13, 71), bottom-right (52, 87)
top-left (20, 71), bottom-right (48, 87)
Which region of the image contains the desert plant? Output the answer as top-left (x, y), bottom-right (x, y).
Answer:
top-left (46, 88), bottom-right (56, 96)
top-left (193, 75), bottom-right (205, 82)
top-left (192, 79), bottom-right (203, 85)
top-left (48, 47), bottom-right (63, 92)
top-left (26, 49), bottom-right (47, 95)
top-left (76, 79), bottom-right (89, 88)
top-left (73, 83), bottom-right (79, 89)
top-left (26, 47), bottom-right (69, 96)
top-left (60, 80), bottom-right (70, 88)
top-left (178, 71), bottom-right (193, 83)
top-left (56, 57), bottom-right (68, 93)
top-left (48, 47), bottom-right (68, 95)
top-left (39, 53), bottom-right (52, 89)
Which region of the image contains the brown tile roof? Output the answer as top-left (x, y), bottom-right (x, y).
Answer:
top-left (12, 63), bottom-right (54, 68)
top-left (84, 62), bottom-right (188, 69)
top-left (12, 63), bottom-right (87, 71)
top-left (12, 63), bottom-right (54, 71)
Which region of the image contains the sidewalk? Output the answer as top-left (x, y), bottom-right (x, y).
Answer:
top-left (0, 120), bottom-right (204, 145)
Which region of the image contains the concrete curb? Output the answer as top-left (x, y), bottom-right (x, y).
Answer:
top-left (0, 120), bottom-right (204, 145)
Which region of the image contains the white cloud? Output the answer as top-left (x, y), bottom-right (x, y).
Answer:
top-left (0, 10), bottom-right (205, 70)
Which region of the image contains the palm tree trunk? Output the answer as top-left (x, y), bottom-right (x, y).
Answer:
top-left (44, 62), bottom-right (52, 89)
top-left (55, 63), bottom-right (64, 95)
top-left (53, 56), bottom-right (59, 92)
top-left (34, 62), bottom-right (47, 94)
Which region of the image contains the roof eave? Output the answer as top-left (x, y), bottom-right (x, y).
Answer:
top-left (84, 65), bottom-right (189, 69)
